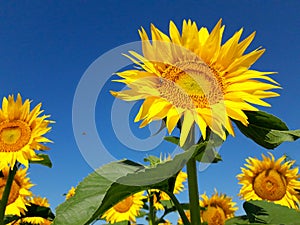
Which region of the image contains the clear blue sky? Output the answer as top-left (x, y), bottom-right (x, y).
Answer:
top-left (1, 0), bottom-right (300, 223)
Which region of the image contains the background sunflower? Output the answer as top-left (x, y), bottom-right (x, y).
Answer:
top-left (237, 153), bottom-right (300, 209)
top-left (0, 94), bottom-right (53, 170)
top-left (200, 191), bottom-right (238, 224)
top-left (0, 167), bottom-right (33, 216)
top-left (101, 191), bottom-right (146, 224)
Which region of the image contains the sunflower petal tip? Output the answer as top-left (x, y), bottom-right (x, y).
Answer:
top-left (110, 91), bottom-right (118, 97)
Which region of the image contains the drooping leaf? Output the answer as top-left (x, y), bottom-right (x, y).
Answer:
top-left (53, 149), bottom-right (194, 225)
top-left (29, 154), bottom-right (52, 168)
top-left (233, 110), bottom-right (300, 149)
top-left (23, 204), bottom-right (55, 220)
top-left (4, 204), bottom-right (55, 224)
top-left (4, 215), bottom-right (19, 224)
top-left (243, 200), bottom-right (300, 224)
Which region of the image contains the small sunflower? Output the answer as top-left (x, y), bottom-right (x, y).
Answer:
top-left (16, 196), bottom-right (52, 225)
top-left (101, 191), bottom-right (145, 223)
top-left (111, 19), bottom-right (280, 146)
top-left (200, 191), bottom-right (238, 225)
top-left (0, 94), bottom-right (53, 170)
top-left (65, 186), bottom-right (76, 200)
top-left (0, 166), bottom-right (33, 216)
top-left (237, 153), bottom-right (300, 209)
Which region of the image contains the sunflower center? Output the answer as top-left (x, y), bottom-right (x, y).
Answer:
top-left (0, 179), bottom-right (21, 205)
top-left (0, 120), bottom-right (31, 152)
top-left (158, 60), bottom-right (224, 109)
top-left (253, 169), bottom-right (287, 201)
top-left (113, 196), bottom-right (134, 213)
top-left (201, 206), bottom-right (226, 225)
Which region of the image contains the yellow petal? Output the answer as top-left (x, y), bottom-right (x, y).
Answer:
top-left (169, 21), bottom-right (182, 45)
top-left (135, 97), bottom-right (157, 121)
top-left (180, 110), bottom-right (195, 146)
top-left (166, 106), bottom-right (181, 134)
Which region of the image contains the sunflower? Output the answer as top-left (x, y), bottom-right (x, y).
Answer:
top-left (0, 166), bottom-right (33, 216)
top-left (101, 191), bottom-right (146, 223)
top-left (15, 196), bottom-right (52, 225)
top-left (111, 19), bottom-right (280, 146)
top-left (65, 186), bottom-right (76, 200)
top-left (151, 170), bottom-right (187, 210)
top-left (237, 153), bottom-right (300, 209)
top-left (0, 94), bottom-right (53, 170)
top-left (200, 191), bottom-right (238, 225)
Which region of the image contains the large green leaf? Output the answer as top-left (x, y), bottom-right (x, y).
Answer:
top-left (243, 200), bottom-right (300, 224)
top-left (225, 216), bottom-right (249, 225)
top-left (52, 149), bottom-right (194, 225)
top-left (233, 110), bottom-right (300, 149)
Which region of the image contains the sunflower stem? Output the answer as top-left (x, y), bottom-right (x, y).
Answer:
top-left (186, 157), bottom-right (200, 225)
top-left (148, 191), bottom-right (156, 225)
top-left (0, 164), bottom-right (18, 225)
top-left (164, 189), bottom-right (190, 225)
top-left (185, 123), bottom-right (201, 225)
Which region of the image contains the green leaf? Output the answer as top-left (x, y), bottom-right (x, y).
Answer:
top-left (53, 149), bottom-right (194, 225)
top-left (189, 141), bottom-right (222, 163)
top-left (243, 200), bottom-right (300, 224)
top-left (233, 110), bottom-right (300, 149)
top-left (4, 215), bottom-right (19, 224)
top-left (160, 199), bottom-right (174, 209)
top-left (29, 154), bottom-right (52, 168)
top-left (144, 155), bottom-right (161, 166)
top-left (4, 204), bottom-right (55, 224)
top-left (164, 136), bottom-right (180, 145)
top-left (24, 204), bottom-right (55, 220)
top-left (225, 216), bottom-right (249, 225)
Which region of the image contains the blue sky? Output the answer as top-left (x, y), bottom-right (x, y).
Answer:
top-left (1, 0), bottom-right (300, 223)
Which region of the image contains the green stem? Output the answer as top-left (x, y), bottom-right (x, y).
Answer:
top-left (164, 190), bottom-right (190, 225)
top-left (187, 157), bottom-right (200, 225)
top-left (0, 164), bottom-right (18, 225)
top-left (148, 191), bottom-right (155, 225)
top-left (184, 123), bottom-right (201, 225)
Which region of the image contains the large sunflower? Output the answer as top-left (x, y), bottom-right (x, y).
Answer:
top-left (0, 94), bottom-right (53, 170)
top-left (101, 191), bottom-right (145, 223)
top-left (111, 19), bottom-right (280, 146)
top-left (200, 191), bottom-right (237, 225)
top-left (237, 153), bottom-right (300, 209)
top-left (0, 166), bottom-right (33, 216)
